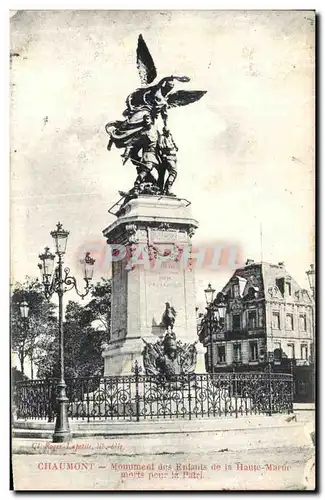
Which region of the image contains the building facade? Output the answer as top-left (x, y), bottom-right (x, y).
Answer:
top-left (199, 260), bottom-right (314, 375)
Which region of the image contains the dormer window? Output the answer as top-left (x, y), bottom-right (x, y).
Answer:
top-left (233, 283), bottom-right (240, 298)
top-left (276, 278), bottom-right (285, 295)
top-left (285, 281), bottom-right (292, 296)
top-left (245, 287), bottom-right (257, 300)
top-left (232, 314), bottom-right (241, 330)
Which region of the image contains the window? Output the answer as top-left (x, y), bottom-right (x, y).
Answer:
top-left (233, 343), bottom-right (242, 362)
top-left (287, 343), bottom-right (295, 359)
top-left (299, 314), bottom-right (307, 331)
top-left (248, 310), bottom-right (257, 329)
top-left (232, 314), bottom-right (241, 330)
top-left (245, 287), bottom-right (255, 300)
top-left (249, 341), bottom-right (258, 361)
top-left (233, 284), bottom-right (240, 298)
top-left (259, 310), bottom-right (265, 327)
top-left (273, 342), bottom-right (282, 360)
top-left (286, 281), bottom-right (292, 296)
top-left (276, 278), bottom-right (285, 295)
top-left (217, 345), bottom-right (226, 363)
top-left (301, 344), bottom-right (308, 360)
top-left (272, 311), bottom-right (280, 329)
top-left (286, 313), bottom-right (294, 330)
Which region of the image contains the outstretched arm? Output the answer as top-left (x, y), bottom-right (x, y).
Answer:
top-left (159, 76), bottom-right (190, 84)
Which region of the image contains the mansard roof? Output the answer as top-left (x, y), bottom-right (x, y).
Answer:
top-left (219, 260), bottom-right (312, 305)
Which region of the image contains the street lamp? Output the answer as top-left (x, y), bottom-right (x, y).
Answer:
top-left (204, 283), bottom-right (216, 307)
top-left (18, 300), bottom-right (29, 376)
top-left (204, 284), bottom-right (216, 374)
top-left (215, 293), bottom-right (227, 326)
top-left (306, 264), bottom-right (315, 300)
top-left (306, 264), bottom-right (315, 367)
top-left (38, 222), bottom-right (95, 443)
top-left (19, 300), bottom-right (29, 319)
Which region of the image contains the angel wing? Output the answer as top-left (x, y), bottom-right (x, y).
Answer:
top-left (137, 34), bottom-right (157, 86)
top-left (167, 90), bottom-right (207, 108)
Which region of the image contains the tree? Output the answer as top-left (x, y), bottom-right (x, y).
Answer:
top-left (36, 279), bottom-right (111, 379)
top-left (83, 279), bottom-right (112, 339)
top-left (11, 277), bottom-right (57, 376)
top-left (64, 300), bottom-right (108, 378)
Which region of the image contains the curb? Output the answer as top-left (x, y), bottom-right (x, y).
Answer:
top-left (12, 421), bottom-right (303, 440)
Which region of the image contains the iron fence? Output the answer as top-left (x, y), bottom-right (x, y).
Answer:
top-left (13, 364), bottom-right (293, 422)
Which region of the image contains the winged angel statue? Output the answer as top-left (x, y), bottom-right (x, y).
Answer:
top-left (105, 35), bottom-right (206, 199)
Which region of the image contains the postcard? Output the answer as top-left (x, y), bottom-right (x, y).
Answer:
top-left (10, 9), bottom-right (315, 491)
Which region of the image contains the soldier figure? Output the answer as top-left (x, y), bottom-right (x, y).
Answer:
top-left (158, 127), bottom-right (178, 196)
top-left (121, 113), bottom-right (160, 194)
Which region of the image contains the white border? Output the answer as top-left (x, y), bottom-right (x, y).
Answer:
top-left (3, 2), bottom-right (322, 499)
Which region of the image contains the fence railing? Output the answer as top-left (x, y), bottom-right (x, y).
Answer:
top-left (13, 366), bottom-right (293, 422)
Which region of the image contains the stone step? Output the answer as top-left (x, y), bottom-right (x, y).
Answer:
top-left (12, 421), bottom-right (313, 454)
top-left (12, 412), bottom-right (310, 439)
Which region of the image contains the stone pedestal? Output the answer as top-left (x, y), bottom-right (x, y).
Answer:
top-left (102, 195), bottom-right (206, 375)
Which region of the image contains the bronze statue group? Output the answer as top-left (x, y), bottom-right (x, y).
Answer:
top-left (105, 35), bottom-right (206, 200)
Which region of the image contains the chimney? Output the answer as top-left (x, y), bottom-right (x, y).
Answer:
top-left (245, 259), bottom-right (254, 266)
top-left (278, 261), bottom-right (284, 267)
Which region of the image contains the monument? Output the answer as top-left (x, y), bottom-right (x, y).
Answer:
top-left (102, 35), bottom-right (206, 375)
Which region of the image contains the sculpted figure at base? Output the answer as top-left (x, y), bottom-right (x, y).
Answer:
top-left (105, 34), bottom-right (206, 200)
top-left (142, 331), bottom-right (197, 379)
top-left (161, 302), bottom-right (177, 332)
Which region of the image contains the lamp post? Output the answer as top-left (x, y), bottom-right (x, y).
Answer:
top-left (214, 293), bottom-right (227, 368)
top-left (215, 296), bottom-right (227, 329)
top-left (306, 264), bottom-right (315, 300)
top-left (18, 300), bottom-right (29, 376)
top-left (204, 283), bottom-right (216, 374)
top-left (38, 222), bottom-right (95, 443)
top-left (306, 264), bottom-right (315, 365)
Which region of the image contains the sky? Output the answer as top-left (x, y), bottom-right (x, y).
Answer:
top-left (10, 10), bottom-right (315, 308)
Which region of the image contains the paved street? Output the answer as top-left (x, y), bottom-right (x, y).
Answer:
top-left (12, 443), bottom-right (314, 491)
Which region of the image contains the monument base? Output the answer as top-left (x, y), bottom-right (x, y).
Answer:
top-left (102, 195), bottom-right (204, 376)
top-left (102, 338), bottom-right (146, 376)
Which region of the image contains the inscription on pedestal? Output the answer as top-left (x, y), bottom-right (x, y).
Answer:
top-left (144, 272), bottom-right (186, 329)
top-left (150, 230), bottom-right (178, 242)
top-left (147, 276), bottom-right (182, 289)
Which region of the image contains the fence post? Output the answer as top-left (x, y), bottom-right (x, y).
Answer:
top-left (133, 360), bottom-right (141, 422)
top-left (12, 383), bottom-right (18, 421)
top-left (47, 380), bottom-right (52, 422)
top-left (290, 362), bottom-right (294, 413)
top-left (48, 380), bottom-right (55, 423)
top-left (233, 367), bottom-right (238, 418)
top-left (188, 374), bottom-right (192, 420)
top-left (268, 362), bottom-right (273, 416)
